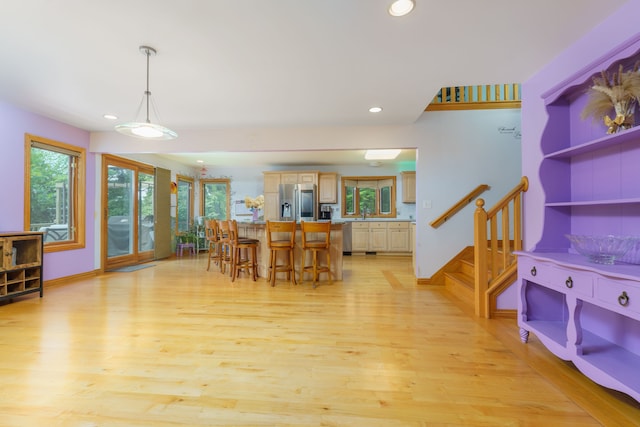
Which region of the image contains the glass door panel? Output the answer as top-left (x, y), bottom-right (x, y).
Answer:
top-left (107, 165), bottom-right (134, 258)
top-left (139, 172), bottom-right (155, 253)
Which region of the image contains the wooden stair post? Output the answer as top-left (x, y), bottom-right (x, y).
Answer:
top-left (473, 199), bottom-right (489, 318)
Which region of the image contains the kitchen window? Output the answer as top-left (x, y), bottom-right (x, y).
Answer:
top-left (341, 176), bottom-right (396, 218)
top-left (24, 133), bottom-right (86, 252)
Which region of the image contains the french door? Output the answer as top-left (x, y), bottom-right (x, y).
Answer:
top-left (102, 155), bottom-right (155, 270)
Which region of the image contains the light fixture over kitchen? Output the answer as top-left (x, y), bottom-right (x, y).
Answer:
top-left (115, 45), bottom-right (177, 140)
top-left (365, 149), bottom-right (402, 160)
top-left (388, 0), bottom-right (415, 17)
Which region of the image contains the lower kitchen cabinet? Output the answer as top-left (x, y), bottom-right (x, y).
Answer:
top-left (350, 221), bottom-right (411, 253)
top-left (387, 222), bottom-right (410, 252)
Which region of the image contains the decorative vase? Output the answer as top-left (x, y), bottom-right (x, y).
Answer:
top-left (252, 209), bottom-right (259, 222)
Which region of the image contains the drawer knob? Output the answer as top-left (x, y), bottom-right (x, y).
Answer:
top-left (618, 291), bottom-right (630, 307)
top-left (530, 266), bottom-right (537, 277)
top-left (565, 277), bottom-right (573, 289)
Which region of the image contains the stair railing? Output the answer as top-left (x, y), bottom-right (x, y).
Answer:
top-left (473, 176), bottom-right (528, 318)
top-left (430, 184), bottom-right (490, 228)
top-left (426, 84), bottom-right (521, 111)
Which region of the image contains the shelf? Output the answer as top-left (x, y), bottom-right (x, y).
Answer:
top-left (577, 329), bottom-right (640, 399)
top-left (524, 320), bottom-right (567, 347)
top-left (544, 126), bottom-right (640, 159)
top-left (546, 198), bottom-right (640, 207)
top-left (0, 232), bottom-right (43, 303)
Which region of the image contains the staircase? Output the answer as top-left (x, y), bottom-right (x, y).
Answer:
top-left (443, 246), bottom-right (517, 318)
top-left (430, 177), bottom-right (528, 319)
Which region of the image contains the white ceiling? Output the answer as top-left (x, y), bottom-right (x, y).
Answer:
top-left (0, 0), bottom-right (629, 167)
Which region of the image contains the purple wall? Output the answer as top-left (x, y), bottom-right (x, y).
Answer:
top-left (0, 101), bottom-right (95, 281)
top-left (522, 0), bottom-right (640, 250)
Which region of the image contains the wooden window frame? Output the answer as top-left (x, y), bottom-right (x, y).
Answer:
top-left (341, 175), bottom-right (397, 219)
top-left (200, 178), bottom-right (231, 219)
top-left (175, 175), bottom-right (194, 235)
top-left (24, 133), bottom-right (86, 253)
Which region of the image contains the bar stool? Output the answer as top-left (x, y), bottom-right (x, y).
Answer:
top-left (300, 220), bottom-right (332, 288)
top-left (266, 220), bottom-right (297, 287)
top-left (217, 220), bottom-right (233, 275)
top-left (228, 220), bottom-right (259, 282)
top-left (205, 219), bottom-right (221, 271)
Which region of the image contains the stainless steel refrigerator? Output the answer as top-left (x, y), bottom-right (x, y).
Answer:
top-left (278, 183), bottom-right (317, 221)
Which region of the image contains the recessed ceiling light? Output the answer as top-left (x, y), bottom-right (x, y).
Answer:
top-left (369, 106), bottom-right (383, 113)
top-left (389, 0), bottom-right (415, 17)
top-left (196, 160), bottom-right (204, 163)
top-left (103, 114), bottom-right (118, 120)
top-left (365, 149), bottom-right (402, 160)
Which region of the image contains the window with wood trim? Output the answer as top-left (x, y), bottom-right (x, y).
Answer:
top-left (24, 133), bottom-right (86, 252)
top-left (341, 176), bottom-right (396, 218)
top-left (200, 179), bottom-right (230, 219)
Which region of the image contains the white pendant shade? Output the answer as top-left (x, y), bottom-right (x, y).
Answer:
top-left (116, 121), bottom-right (178, 140)
top-left (115, 46), bottom-right (177, 140)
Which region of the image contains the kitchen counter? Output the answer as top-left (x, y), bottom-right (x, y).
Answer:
top-left (237, 222), bottom-right (343, 281)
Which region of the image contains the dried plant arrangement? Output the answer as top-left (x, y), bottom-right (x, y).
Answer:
top-left (581, 62), bottom-right (640, 134)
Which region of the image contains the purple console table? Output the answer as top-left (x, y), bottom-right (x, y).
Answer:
top-left (517, 252), bottom-right (640, 402)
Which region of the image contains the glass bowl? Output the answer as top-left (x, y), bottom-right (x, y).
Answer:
top-left (565, 234), bottom-right (638, 264)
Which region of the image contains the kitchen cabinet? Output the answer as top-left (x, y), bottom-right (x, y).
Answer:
top-left (281, 172), bottom-right (317, 185)
top-left (351, 222), bottom-right (370, 252)
top-left (263, 193), bottom-right (279, 221)
top-left (350, 222), bottom-right (412, 253)
top-left (262, 171), bottom-right (326, 220)
top-left (0, 232), bottom-right (43, 303)
top-left (387, 222), bottom-right (410, 252)
top-left (263, 173), bottom-right (281, 193)
top-left (318, 173), bottom-right (337, 204)
top-left (401, 171), bottom-right (416, 203)
top-left (369, 222), bottom-right (387, 252)
top-left (517, 33), bottom-right (640, 402)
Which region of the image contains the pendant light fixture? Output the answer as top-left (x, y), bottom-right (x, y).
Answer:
top-left (115, 45), bottom-right (178, 140)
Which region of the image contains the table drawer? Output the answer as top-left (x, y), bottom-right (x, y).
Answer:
top-left (519, 258), bottom-right (593, 297)
top-left (595, 278), bottom-right (640, 315)
top-left (519, 257), bottom-right (556, 286)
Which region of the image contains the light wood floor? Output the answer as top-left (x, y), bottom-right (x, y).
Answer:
top-left (1, 254), bottom-right (639, 426)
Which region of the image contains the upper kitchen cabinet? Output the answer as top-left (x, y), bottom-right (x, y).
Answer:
top-left (263, 172), bottom-right (281, 193)
top-left (318, 173), bottom-right (338, 204)
top-left (401, 171), bottom-right (416, 203)
top-left (281, 172), bottom-right (317, 186)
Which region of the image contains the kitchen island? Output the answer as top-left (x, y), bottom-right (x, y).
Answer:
top-left (236, 222), bottom-right (343, 282)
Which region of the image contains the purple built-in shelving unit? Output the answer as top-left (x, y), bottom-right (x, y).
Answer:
top-left (518, 33), bottom-right (640, 403)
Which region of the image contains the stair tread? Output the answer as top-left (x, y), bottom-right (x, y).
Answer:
top-left (444, 271), bottom-right (474, 288)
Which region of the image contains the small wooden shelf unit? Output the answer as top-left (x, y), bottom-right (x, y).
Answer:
top-left (0, 232), bottom-right (44, 302)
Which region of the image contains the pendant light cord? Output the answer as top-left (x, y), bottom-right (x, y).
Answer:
top-left (144, 47), bottom-right (151, 124)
